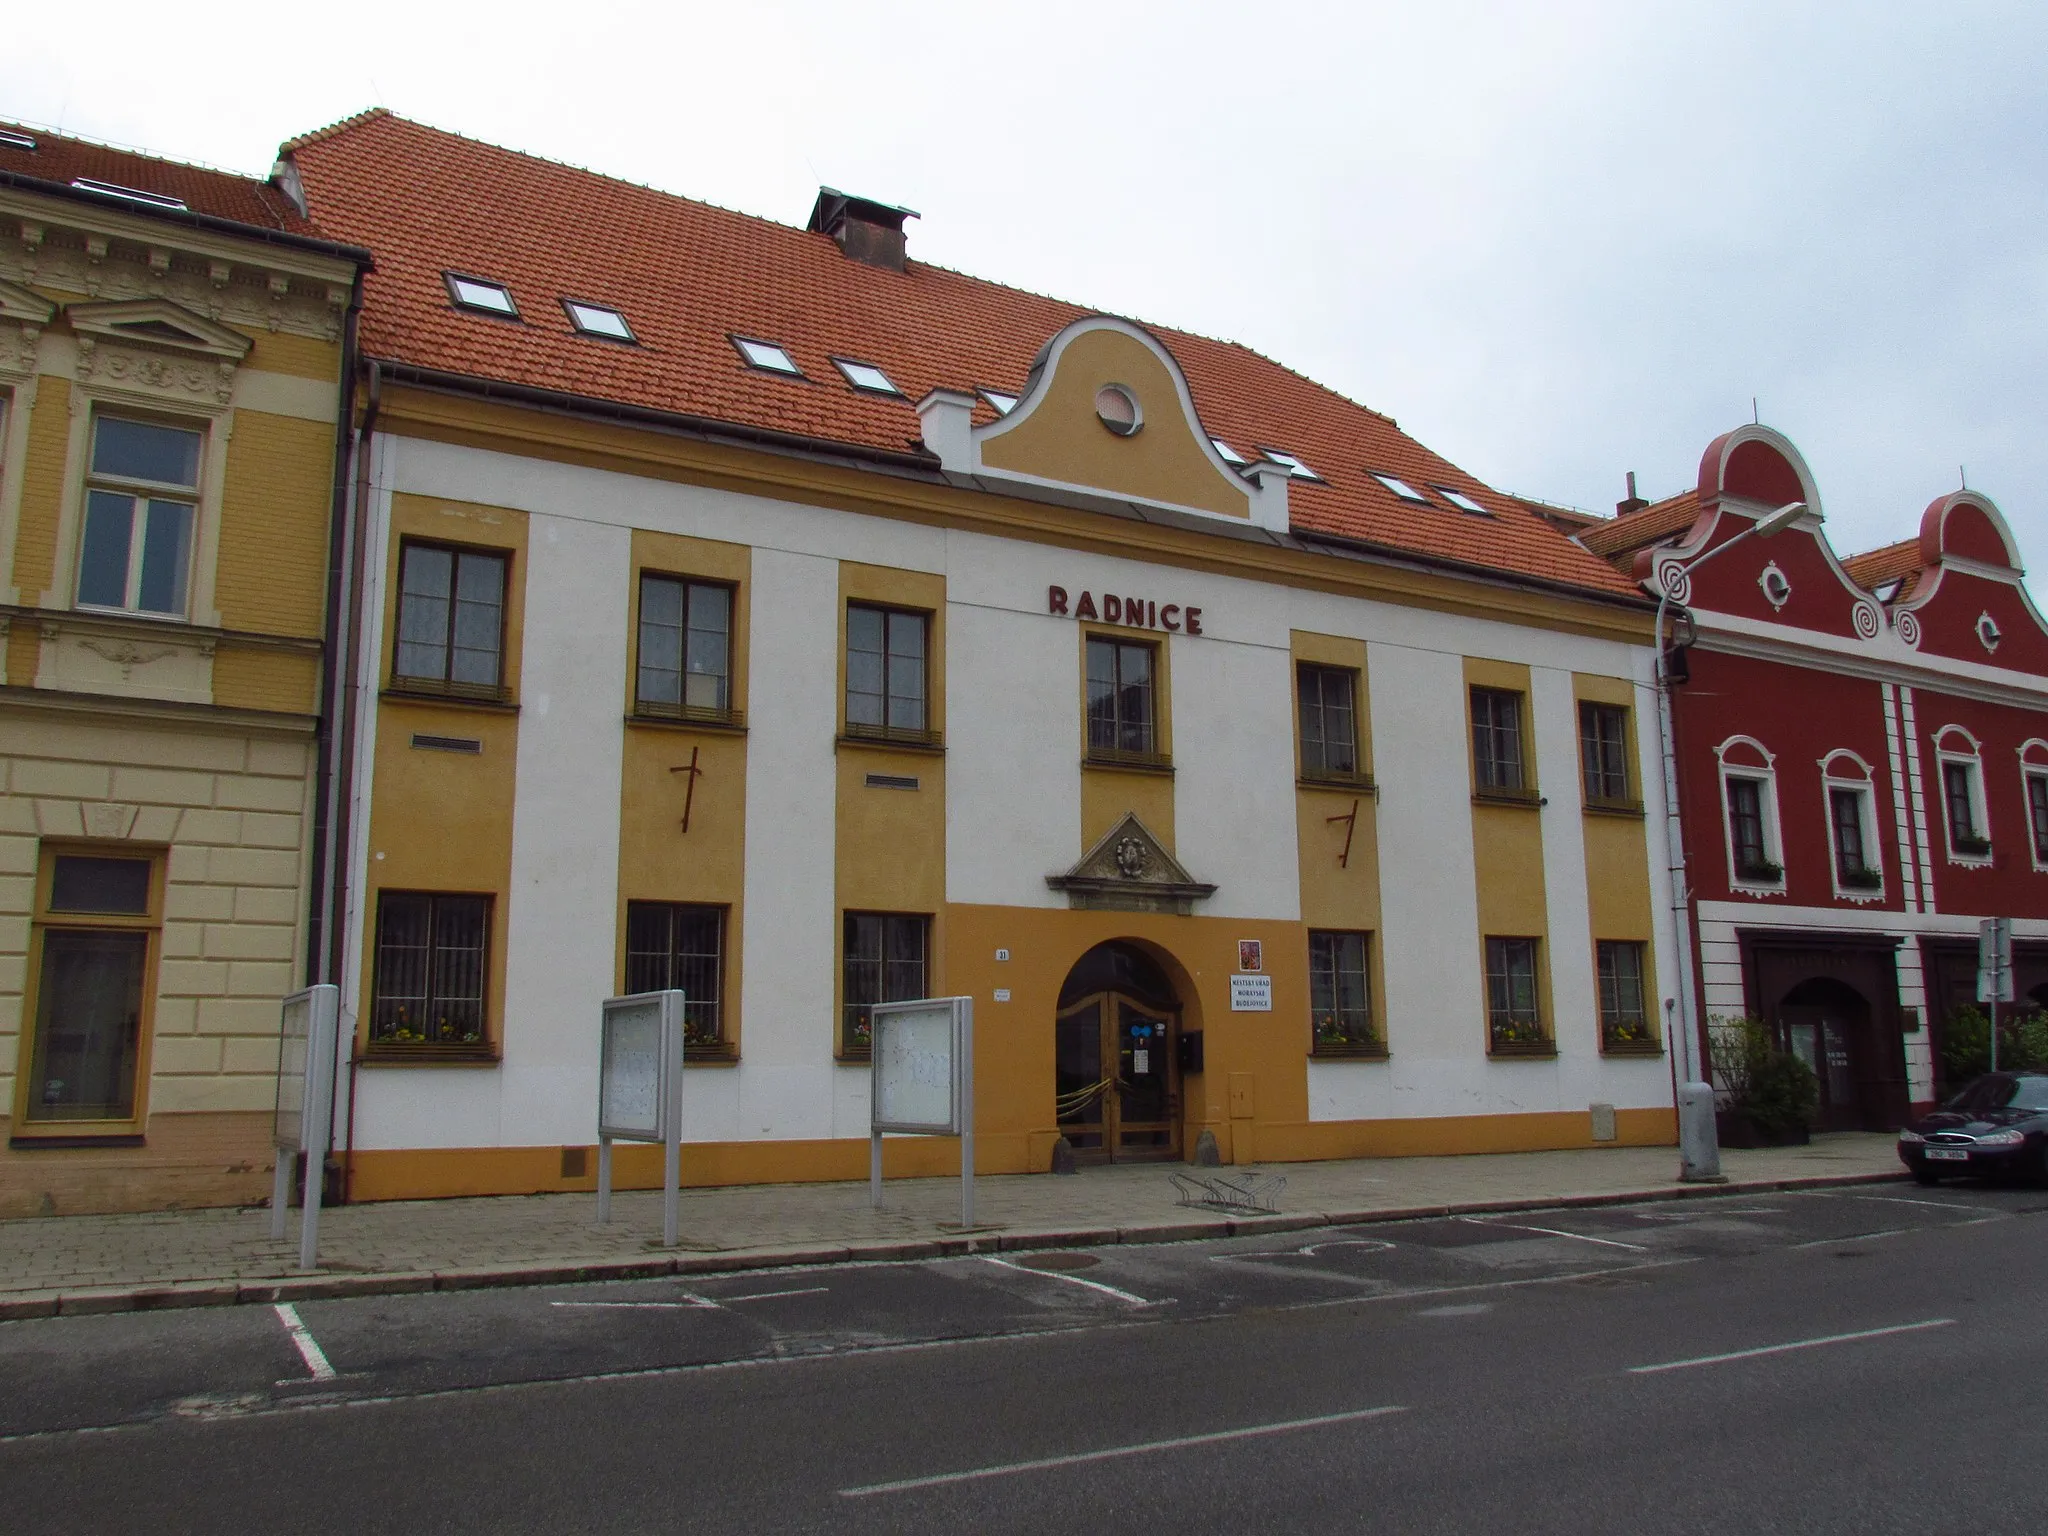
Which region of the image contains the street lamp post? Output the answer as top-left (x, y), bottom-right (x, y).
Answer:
top-left (1653, 499), bottom-right (1813, 1181)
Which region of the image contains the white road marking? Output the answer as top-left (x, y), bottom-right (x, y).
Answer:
top-left (1294, 1238), bottom-right (1397, 1258)
top-left (1791, 1228), bottom-right (1908, 1249)
top-left (722, 1287), bottom-right (829, 1303)
top-left (981, 1255), bottom-right (1158, 1306)
top-left (1627, 1318), bottom-right (1956, 1375)
top-left (550, 1296), bottom-right (720, 1310)
top-left (272, 1303), bottom-right (336, 1382)
top-left (1819, 1192), bottom-right (1975, 1212)
top-left (1414, 1303), bottom-right (1492, 1317)
top-left (837, 1404), bottom-right (1407, 1497)
top-left (1459, 1217), bottom-right (1647, 1251)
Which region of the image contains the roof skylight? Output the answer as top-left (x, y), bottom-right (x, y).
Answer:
top-left (1260, 449), bottom-right (1322, 481)
top-left (1210, 437), bottom-right (1248, 465)
top-left (1371, 473), bottom-right (1431, 504)
top-left (734, 336), bottom-right (802, 375)
top-left (1434, 487), bottom-right (1491, 516)
top-left (981, 389), bottom-right (1018, 416)
top-left (445, 274), bottom-right (518, 317)
top-left (0, 130), bottom-right (35, 151)
top-left (833, 358), bottom-right (900, 395)
top-left (564, 300), bottom-right (633, 341)
top-left (71, 176), bottom-right (187, 211)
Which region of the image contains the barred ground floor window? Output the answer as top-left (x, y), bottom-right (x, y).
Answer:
top-left (842, 911), bottom-right (929, 1057)
top-left (1308, 929), bottom-right (1381, 1056)
top-left (624, 900), bottom-right (729, 1054)
top-left (1485, 936), bottom-right (1548, 1052)
top-left (369, 891), bottom-right (491, 1056)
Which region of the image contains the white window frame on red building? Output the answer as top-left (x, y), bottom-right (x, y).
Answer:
top-left (1818, 748), bottom-right (1884, 903)
top-left (1932, 724), bottom-right (1993, 868)
top-left (1715, 735), bottom-right (1787, 896)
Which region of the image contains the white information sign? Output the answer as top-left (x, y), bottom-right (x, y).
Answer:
top-left (1230, 974), bottom-right (1274, 1012)
top-left (874, 1001), bottom-right (961, 1134)
top-left (868, 996), bottom-right (977, 1227)
top-left (600, 995), bottom-right (668, 1142)
top-left (1978, 916), bottom-right (2015, 1004)
top-left (595, 990), bottom-right (685, 1247)
top-left (268, 983), bottom-right (339, 1271)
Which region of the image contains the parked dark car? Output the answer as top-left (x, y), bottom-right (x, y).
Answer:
top-left (1898, 1072), bottom-right (2048, 1185)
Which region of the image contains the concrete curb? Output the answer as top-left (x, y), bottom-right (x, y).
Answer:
top-left (0, 1167), bottom-right (1905, 1322)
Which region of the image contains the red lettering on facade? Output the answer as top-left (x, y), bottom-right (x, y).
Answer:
top-left (1074, 591), bottom-right (1098, 620)
top-left (1185, 607), bottom-right (1203, 635)
top-left (1125, 595), bottom-right (1145, 627)
top-left (1147, 601), bottom-right (1157, 629)
top-left (1161, 604), bottom-right (1181, 631)
top-left (1048, 585), bottom-right (1069, 616)
top-left (1102, 594), bottom-right (1122, 623)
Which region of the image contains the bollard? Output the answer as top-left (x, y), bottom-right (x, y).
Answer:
top-left (1678, 1081), bottom-right (1725, 1183)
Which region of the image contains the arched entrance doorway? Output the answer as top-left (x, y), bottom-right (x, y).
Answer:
top-left (1778, 976), bottom-right (1872, 1131)
top-left (1055, 942), bottom-right (1181, 1162)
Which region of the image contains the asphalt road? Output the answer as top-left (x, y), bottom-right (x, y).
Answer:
top-left (4, 1180), bottom-right (2046, 1534)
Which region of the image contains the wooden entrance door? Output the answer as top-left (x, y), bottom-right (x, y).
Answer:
top-left (1779, 976), bottom-right (1874, 1131)
top-left (1055, 990), bottom-right (1180, 1161)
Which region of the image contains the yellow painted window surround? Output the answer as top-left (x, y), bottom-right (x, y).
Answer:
top-left (843, 602), bottom-right (938, 748)
top-left (389, 539), bottom-right (512, 703)
top-left (15, 845), bottom-right (166, 1139)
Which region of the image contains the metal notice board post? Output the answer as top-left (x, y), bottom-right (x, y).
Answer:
top-left (596, 990), bottom-right (686, 1248)
top-left (1979, 917), bottom-right (2014, 1072)
top-left (869, 996), bottom-right (976, 1229)
top-left (271, 983), bottom-right (340, 1272)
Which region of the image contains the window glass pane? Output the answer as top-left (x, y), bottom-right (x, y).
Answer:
top-left (882, 915), bottom-right (927, 1003)
top-left (92, 417), bottom-right (201, 487)
top-left (637, 576), bottom-right (683, 706)
top-left (370, 894), bottom-right (432, 1042)
top-left (27, 930), bottom-right (147, 1121)
top-left (78, 491), bottom-right (135, 608)
top-left (370, 893), bottom-right (490, 1047)
top-left (887, 610), bottom-right (925, 660)
top-left (397, 546), bottom-right (452, 680)
top-left (624, 902), bottom-right (674, 994)
top-left (449, 552), bottom-right (505, 687)
top-left (136, 499), bottom-right (193, 615)
top-left (886, 654), bottom-right (925, 730)
top-left (49, 856), bottom-right (152, 914)
top-left (685, 583), bottom-right (730, 711)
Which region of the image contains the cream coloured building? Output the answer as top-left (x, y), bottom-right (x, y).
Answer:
top-left (0, 125), bottom-right (365, 1214)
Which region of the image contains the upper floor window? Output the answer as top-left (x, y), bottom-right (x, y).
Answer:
top-left (1725, 776), bottom-right (1777, 882)
top-left (624, 901), bottom-right (728, 1053)
top-left (845, 603), bottom-right (928, 738)
top-left (2027, 773), bottom-right (2048, 868)
top-left (1470, 687), bottom-right (1526, 794)
top-left (1822, 754), bottom-right (1882, 895)
top-left (1087, 635), bottom-right (1159, 761)
top-left (1297, 664), bottom-right (1362, 781)
top-left (637, 574), bottom-right (731, 716)
top-left (77, 416), bottom-right (201, 618)
top-left (395, 542), bottom-right (508, 691)
top-left (1579, 701), bottom-right (1631, 805)
top-left (1935, 730), bottom-right (1991, 861)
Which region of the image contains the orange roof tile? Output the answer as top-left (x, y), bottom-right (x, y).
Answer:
top-left (284, 112), bottom-right (1640, 602)
top-left (1575, 490), bottom-right (1701, 560)
top-left (0, 120), bottom-right (323, 239)
top-left (1841, 539), bottom-right (1924, 596)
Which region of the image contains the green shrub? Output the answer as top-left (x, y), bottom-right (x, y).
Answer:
top-left (1943, 1004), bottom-right (2048, 1081)
top-left (1707, 1014), bottom-right (1817, 1133)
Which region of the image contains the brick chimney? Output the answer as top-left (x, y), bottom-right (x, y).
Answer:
top-left (1616, 471), bottom-right (1649, 516)
top-left (808, 188), bottom-right (918, 272)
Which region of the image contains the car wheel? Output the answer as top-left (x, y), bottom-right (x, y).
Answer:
top-left (1911, 1168), bottom-right (1944, 1187)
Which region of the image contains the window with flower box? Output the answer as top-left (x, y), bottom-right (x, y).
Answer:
top-left (2027, 770), bottom-right (2048, 868)
top-left (1485, 936), bottom-right (1549, 1053)
top-left (624, 900), bottom-right (732, 1058)
top-left (1308, 929), bottom-right (1382, 1056)
top-left (1596, 940), bottom-right (1658, 1054)
top-left (841, 911), bottom-right (928, 1058)
top-left (368, 892), bottom-right (492, 1057)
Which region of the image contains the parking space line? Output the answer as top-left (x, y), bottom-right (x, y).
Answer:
top-left (980, 1256), bottom-right (1157, 1306)
top-left (272, 1303), bottom-right (336, 1382)
top-left (1627, 1318), bottom-right (1955, 1375)
top-left (1814, 1192), bottom-right (1974, 1212)
top-left (723, 1287), bottom-right (829, 1303)
top-left (1791, 1228), bottom-right (1908, 1249)
top-left (1460, 1218), bottom-right (1646, 1251)
top-left (551, 1296), bottom-right (721, 1310)
top-left (837, 1404), bottom-right (1407, 1497)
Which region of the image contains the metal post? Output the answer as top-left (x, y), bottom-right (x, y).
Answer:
top-left (270, 1150), bottom-right (292, 1241)
top-left (597, 1136), bottom-right (612, 1224)
top-left (662, 998), bottom-right (684, 1249)
top-left (959, 998), bottom-right (975, 1230)
top-left (297, 986), bottom-right (338, 1272)
top-left (870, 1129), bottom-right (883, 1209)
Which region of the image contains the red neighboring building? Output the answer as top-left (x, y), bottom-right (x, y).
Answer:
top-left (1582, 425), bottom-right (2048, 1128)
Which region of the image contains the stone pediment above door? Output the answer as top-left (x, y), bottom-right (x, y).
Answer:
top-left (1047, 813), bottom-right (1216, 915)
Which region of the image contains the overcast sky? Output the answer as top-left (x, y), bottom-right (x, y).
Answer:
top-left (8, 2), bottom-right (2043, 564)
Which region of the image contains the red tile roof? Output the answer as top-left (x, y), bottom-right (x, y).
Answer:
top-left (1574, 490), bottom-right (1701, 564)
top-left (1841, 538), bottom-right (1926, 601)
top-left (0, 120), bottom-right (320, 238)
top-left (283, 111), bottom-right (1640, 602)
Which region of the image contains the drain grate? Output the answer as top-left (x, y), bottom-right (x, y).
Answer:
top-left (1014, 1251), bottom-right (1101, 1272)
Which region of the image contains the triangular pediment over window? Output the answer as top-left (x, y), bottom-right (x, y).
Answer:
top-left (0, 278), bottom-right (57, 327)
top-left (67, 298), bottom-right (253, 362)
top-left (1047, 812), bottom-right (1216, 914)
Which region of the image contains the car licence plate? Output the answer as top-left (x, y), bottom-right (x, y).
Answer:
top-left (1924, 1147), bottom-right (1969, 1161)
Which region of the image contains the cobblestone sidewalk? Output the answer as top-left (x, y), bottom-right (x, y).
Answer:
top-left (0, 1134), bottom-right (1902, 1318)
